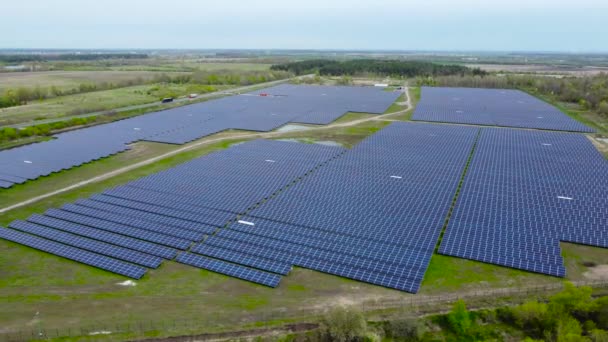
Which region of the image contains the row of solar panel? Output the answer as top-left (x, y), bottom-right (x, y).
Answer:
top-left (0, 139), bottom-right (347, 286)
top-left (0, 85), bottom-right (399, 188)
top-left (439, 128), bottom-right (607, 277)
top-left (3, 122), bottom-right (605, 291)
top-left (412, 87), bottom-right (594, 132)
top-left (200, 123), bottom-right (480, 293)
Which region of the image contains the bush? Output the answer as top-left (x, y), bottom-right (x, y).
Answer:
top-left (447, 300), bottom-right (472, 336)
top-left (551, 283), bottom-right (598, 322)
top-left (590, 329), bottom-right (608, 342)
top-left (319, 308), bottom-right (368, 342)
top-left (599, 101), bottom-right (608, 116)
top-left (511, 301), bottom-right (555, 338)
top-left (384, 317), bottom-right (424, 341)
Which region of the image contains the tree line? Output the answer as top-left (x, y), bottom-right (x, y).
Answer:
top-left (0, 116), bottom-right (98, 145)
top-left (0, 78), bottom-right (147, 108)
top-left (416, 73), bottom-right (608, 116)
top-left (310, 282), bottom-right (608, 341)
top-left (0, 53), bottom-right (148, 63)
top-left (0, 70), bottom-right (292, 109)
top-left (270, 59), bottom-right (487, 77)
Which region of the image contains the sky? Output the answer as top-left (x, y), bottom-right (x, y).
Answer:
top-left (3, 0), bottom-right (608, 52)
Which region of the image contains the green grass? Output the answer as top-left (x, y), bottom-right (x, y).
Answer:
top-left (0, 71), bottom-right (188, 93)
top-left (0, 135), bottom-right (51, 150)
top-left (332, 112), bottom-right (376, 124)
top-left (384, 93), bottom-right (407, 114)
top-left (379, 87), bottom-right (419, 121)
top-left (0, 83), bottom-right (234, 126)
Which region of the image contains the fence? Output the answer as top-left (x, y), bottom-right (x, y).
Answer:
top-left (2, 280), bottom-right (608, 342)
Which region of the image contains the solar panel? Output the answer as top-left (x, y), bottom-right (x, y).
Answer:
top-left (176, 252), bottom-right (282, 287)
top-left (44, 209), bottom-right (192, 249)
top-left (9, 220), bottom-right (163, 268)
top-left (0, 85), bottom-right (398, 188)
top-left (197, 122), bottom-right (479, 293)
top-left (190, 243), bottom-right (292, 275)
top-left (439, 128), bottom-right (608, 276)
top-left (60, 203), bottom-right (206, 242)
top-left (412, 87), bottom-right (594, 132)
top-left (0, 227), bottom-right (147, 279)
top-left (26, 214), bottom-right (177, 259)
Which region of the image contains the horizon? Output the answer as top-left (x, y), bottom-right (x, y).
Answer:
top-left (3, 0), bottom-right (608, 52)
top-left (2, 48), bottom-right (608, 55)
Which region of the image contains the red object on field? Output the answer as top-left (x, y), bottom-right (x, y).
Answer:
top-left (260, 93), bottom-right (268, 97)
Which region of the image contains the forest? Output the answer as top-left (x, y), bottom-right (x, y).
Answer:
top-left (270, 59), bottom-right (487, 77)
top-left (0, 53), bottom-right (149, 63)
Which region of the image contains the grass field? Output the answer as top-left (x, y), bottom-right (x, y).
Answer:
top-left (0, 83), bottom-right (233, 126)
top-left (0, 71), bottom-right (189, 93)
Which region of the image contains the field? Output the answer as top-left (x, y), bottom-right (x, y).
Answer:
top-left (0, 71), bottom-right (188, 93)
top-left (0, 83), bottom-right (227, 125)
top-left (465, 63), bottom-right (608, 76)
top-left (1, 107), bottom-right (608, 339)
top-left (0, 61), bottom-right (277, 126)
top-left (59, 61), bottom-right (273, 72)
top-left (1, 73), bottom-right (607, 341)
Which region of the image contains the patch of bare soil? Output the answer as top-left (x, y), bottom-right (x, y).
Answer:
top-left (130, 323), bottom-right (318, 342)
top-left (583, 265), bottom-right (608, 280)
top-left (589, 136), bottom-right (608, 156)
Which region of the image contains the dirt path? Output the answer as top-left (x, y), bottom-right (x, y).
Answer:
top-left (0, 87), bottom-right (411, 214)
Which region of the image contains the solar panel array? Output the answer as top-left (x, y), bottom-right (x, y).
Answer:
top-left (0, 140), bottom-right (345, 283)
top-left (0, 85), bottom-right (399, 188)
top-left (213, 122), bottom-right (478, 293)
top-left (439, 128), bottom-right (608, 276)
top-left (412, 87), bottom-right (594, 132)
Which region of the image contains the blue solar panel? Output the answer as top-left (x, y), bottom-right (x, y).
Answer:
top-left (74, 198), bottom-right (217, 235)
top-left (190, 243), bottom-right (292, 275)
top-left (2, 139), bottom-right (346, 284)
top-left (412, 87), bottom-right (594, 132)
top-left (8, 220), bottom-right (163, 268)
top-left (60, 203), bottom-right (206, 242)
top-left (44, 209), bottom-right (192, 249)
top-left (201, 122), bottom-right (479, 293)
top-left (439, 128), bottom-right (608, 276)
top-left (0, 227), bottom-right (147, 279)
top-left (26, 214), bottom-right (177, 259)
top-left (176, 252), bottom-right (282, 287)
top-left (0, 85), bottom-right (398, 188)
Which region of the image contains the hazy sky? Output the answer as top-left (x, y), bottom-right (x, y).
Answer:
top-left (3, 0), bottom-right (608, 52)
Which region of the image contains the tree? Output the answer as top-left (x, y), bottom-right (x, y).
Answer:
top-left (556, 316), bottom-right (586, 342)
top-left (511, 301), bottom-right (555, 338)
top-left (551, 283), bottom-right (598, 321)
top-left (447, 300), bottom-right (472, 336)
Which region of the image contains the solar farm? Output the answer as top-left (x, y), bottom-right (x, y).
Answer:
top-left (1, 84), bottom-right (607, 299)
top-left (0, 84), bottom-right (399, 189)
top-left (412, 87), bottom-right (595, 132)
